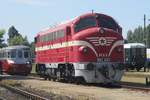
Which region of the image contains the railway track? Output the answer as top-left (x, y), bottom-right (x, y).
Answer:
top-left (0, 84), bottom-right (49, 100)
top-left (2, 73), bottom-right (150, 98)
top-left (121, 84), bottom-right (150, 92)
top-left (0, 97), bottom-right (6, 100)
top-left (29, 73), bottom-right (150, 92)
top-left (120, 82), bottom-right (150, 93)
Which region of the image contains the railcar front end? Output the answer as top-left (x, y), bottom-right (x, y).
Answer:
top-left (0, 45), bottom-right (32, 75)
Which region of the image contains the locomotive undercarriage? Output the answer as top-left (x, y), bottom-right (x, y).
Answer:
top-left (36, 62), bottom-right (124, 84)
top-left (36, 63), bottom-right (80, 83)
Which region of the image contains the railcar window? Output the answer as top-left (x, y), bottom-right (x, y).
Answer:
top-left (18, 50), bottom-right (22, 58)
top-left (11, 50), bottom-right (16, 58)
top-left (98, 15), bottom-right (118, 31)
top-left (7, 52), bottom-right (11, 58)
top-left (24, 51), bottom-right (29, 58)
top-left (74, 16), bottom-right (97, 33)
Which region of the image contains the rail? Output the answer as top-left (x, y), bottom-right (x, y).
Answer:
top-left (0, 97), bottom-right (7, 100)
top-left (121, 84), bottom-right (150, 92)
top-left (0, 84), bottom-right (49, 100)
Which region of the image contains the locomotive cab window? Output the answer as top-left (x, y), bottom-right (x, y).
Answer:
top-left (74, 16), bottom-right (97, 33)
top-left (97, 15), bottom-right (118, 32)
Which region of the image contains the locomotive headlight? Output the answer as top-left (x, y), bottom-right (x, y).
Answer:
top-left (7, 60), bottom-right (14, 64)
top-left (79, 46), bottom-right (88, 53)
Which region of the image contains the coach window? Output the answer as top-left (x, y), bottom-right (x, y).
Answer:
top-left (125, 49), bottom-right (130, 61)
top-left (74, 16), bottom-right (97, 33)
top-left (18, 50), bottom-right (22, 58)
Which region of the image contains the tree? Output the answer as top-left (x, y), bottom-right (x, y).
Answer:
top-left (22, 36), bottom-right (30, 46)
top-left (0, 29), bottom-right (7, 48)
top-left (7, 26), bottom-right (29, 46)
top-left (133, 26), bottom-right (144, 43)
top-left (146, 24), bottom-right (150, 48)
top-left (8, 26), bottom-right (20, 38)
top-left (127, 30), bottom-right (133, 43)
top-left (8, 35), bottom-right (24, 46)
top-left (126, 25), bottom-right (150, 48)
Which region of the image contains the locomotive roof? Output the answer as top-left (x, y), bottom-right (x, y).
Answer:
top-left (0, 45), bottom-right (29, 50)
top-left (124, 43), bottom-right (146, 48)
top-left (35, 12), bottom-right (117, 37)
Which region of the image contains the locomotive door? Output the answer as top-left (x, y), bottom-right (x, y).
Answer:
top-left (65, 26), bottom-right (71, 63)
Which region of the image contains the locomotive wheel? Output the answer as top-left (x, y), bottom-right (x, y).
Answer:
top-left (48, 76), bottom-right (51, 81)
top-left (44, 76), bottom-right (48, 80)
top-left (75, 77), bottom-right (86, 85)
top-left (136, 67), bottom-right (141, 72)
top-left (52, 77), bottom-right (57, 81)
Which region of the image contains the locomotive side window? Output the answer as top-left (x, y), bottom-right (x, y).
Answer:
top-left (38, 30), bottom-right (65, 42)
top-left (18, 50), bottom-right (22, 58)
top-left (74, 16), bottom-right (96, 33)
top-left (97, 15), bottom-right (118, 32)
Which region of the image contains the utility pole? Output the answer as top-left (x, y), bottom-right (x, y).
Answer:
top-left (144, 14), bottom-right (146, 46)
top-left (144, 14), bottom-right (147, 72)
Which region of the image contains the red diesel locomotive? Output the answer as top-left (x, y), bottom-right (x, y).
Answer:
top-left (35, 12), bottom-right (124, 83)
top-left (0, 45), bottom-right (32, 75)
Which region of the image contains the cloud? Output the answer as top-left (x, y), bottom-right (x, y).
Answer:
top-left (11, 0), bottom-right (50, 6)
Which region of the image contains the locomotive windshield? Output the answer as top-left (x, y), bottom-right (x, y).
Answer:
top-left (74, 16), bottom-right (97, 32)
top-left (97, 15), bottom-right (118, 32)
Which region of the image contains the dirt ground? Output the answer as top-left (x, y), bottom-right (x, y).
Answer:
top-left (15, 78), bottom-right (150, 100)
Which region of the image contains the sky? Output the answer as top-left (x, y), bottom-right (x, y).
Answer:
top-left (0, 0), bottom-right (150, 42)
